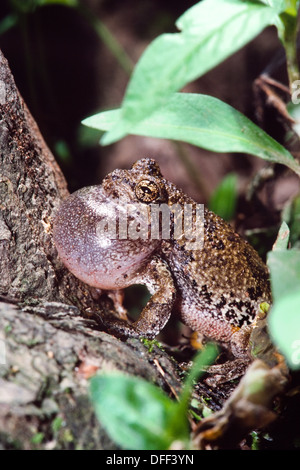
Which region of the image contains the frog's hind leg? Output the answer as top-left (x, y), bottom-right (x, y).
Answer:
top-left (95, 256), bottom-right (176, 340)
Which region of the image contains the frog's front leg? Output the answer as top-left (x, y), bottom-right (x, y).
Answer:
top-left (96, 256), bottom-right (176, 340)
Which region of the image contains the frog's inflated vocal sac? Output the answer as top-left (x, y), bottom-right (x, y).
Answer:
top-left (53, 158), bottom-right (271, 359)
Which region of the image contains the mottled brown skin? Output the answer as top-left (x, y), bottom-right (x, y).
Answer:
top-left (53, 158), bottom-right (271, 359)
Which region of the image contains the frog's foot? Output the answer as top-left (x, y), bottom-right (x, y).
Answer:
top-left (204, 358), bottom-right (251, 387)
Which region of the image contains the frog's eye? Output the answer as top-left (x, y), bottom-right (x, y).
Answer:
top-left (135, 179), bottom-right (159, 202)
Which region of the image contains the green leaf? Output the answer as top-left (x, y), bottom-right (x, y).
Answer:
top-left (267, 249), bottom-right (300, 302)
top-left (268, 291), bottom-right (300, 369)
top-left (282, 192), bottom-right (300, 247)
top-left (31, 432), bottom-right (44, 445)
top-left (89, 373), bottom-right (190, 450)
top-left (209, 173), bottom-right (238, 221)
top-left (101, 0), bottom-right (285, 144)
top-left (259, 0), bottom-right (285, 7)
top-left (83, 93), bottom-right (300, 175)
top-left (287, 101), bottom-right (300, 135)
top-left (272, 221), bottom-right (290, 251)
top-left (0, 14), bottom-right (18, 35)
top-left (267, 225), bottom-right (300, 369)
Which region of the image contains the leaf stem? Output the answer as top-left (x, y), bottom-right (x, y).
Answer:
top-left (179, 344), bottom-right (218, 412)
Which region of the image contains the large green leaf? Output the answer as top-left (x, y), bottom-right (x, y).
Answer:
top-left (267, 249), bottom-right (300, 302)
top-left (90, 373), bottom-right (190, 450)
top-left (268, 291), bottom-right (300, 369)
top-left (83, 93), bottom-right (300, 175)
top-left (267, 234), bottom-right (300, 369)
top-left (89, 345), bottom-right (217, 450)
top-left (100, 0), bottom-right (285, 144)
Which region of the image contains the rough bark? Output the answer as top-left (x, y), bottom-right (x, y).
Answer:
top-left (0, 301), bottom-right (185, 449)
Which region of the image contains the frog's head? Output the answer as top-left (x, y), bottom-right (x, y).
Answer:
top-left (102, 158), bottom-right (169, 205)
